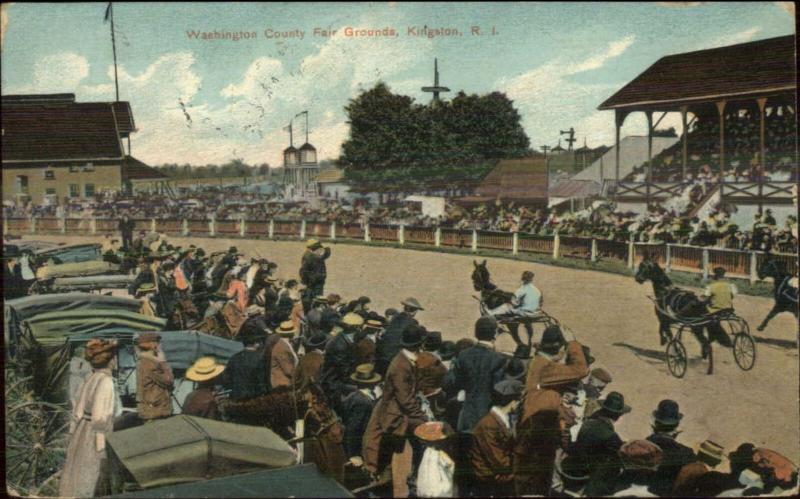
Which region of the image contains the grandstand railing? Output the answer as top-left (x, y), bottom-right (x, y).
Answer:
top-left (615, 181), bottom-right (687, 199)
top-left (4, 216), bottom-right (796, 284)
top-left (719, 182), bottom-right (796, 204)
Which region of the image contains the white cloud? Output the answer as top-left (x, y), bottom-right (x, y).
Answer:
top-left (31, 52), bottom-right (90, 91)
top-left (0, 3), bottom-right (10, 52)
top-left (709, 26), bottom-right (762, 48)
top-left (499, 35), bottom-right (638, 148)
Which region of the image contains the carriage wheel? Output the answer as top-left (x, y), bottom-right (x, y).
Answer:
top-left (733, 333), bottom-right (756, 371)
top-left (665, 339), bottom-right (688, 378)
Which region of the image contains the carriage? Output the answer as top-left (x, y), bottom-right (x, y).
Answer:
top-left (650, 298), bottom-right (756, 378)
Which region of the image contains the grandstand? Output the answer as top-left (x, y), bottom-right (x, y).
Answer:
top-left (598, 35), bottom-right (797, 226)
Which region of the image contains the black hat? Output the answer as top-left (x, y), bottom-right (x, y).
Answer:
top-left (652, 399), bottom-right (683, 427)
top-left (195, 248), bottom-right (206, 258)
top-left (493, 379), bottom-right (524, 398)
top-left (305, 332), bottom-right (329, 350)
top-left (539, 325), bottom-right (566, 354)
top-left (505, 357), bottom-right (527, 381)
top-left (438, 341), bottom-right (456, 361)
top-left (475, 316), bottom-right (498, 341)
top-left (423, 331), bottom-right (443, 352)
top-left (228, 246), bottom-right (238, 254)
top-left (401, 325), bottom-right (426, 348)
top-left (582, 345), bottom-right (596, 366)
top-left (713, 266), bottom-right (726, 278)
top-left (161, 262), bottom-right (176, 271)
top-left (599, 391), bottom-right (631, 415)
top-left (556, 454), bottom-right (591, 484)
top-left (358, 296), bottom-right (371, 305)
top-left (4, 245), bottom-right (21, 258)
top-left (238, 318), bottom-right (267, 345)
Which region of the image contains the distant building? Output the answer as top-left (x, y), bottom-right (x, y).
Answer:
top-left (314, 168), bottom-right (349, 200)
top-left (457, 157), bottom-right (549, 207)
top-left (1, 93), bottom-right (166, 204)
top-left (283, 141), bottom-right (319, 200)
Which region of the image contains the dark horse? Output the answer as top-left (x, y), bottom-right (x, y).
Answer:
top-left (634, 256), bottom-right (724, 370)
top-left (756, 256), bottom-right (798, 331)
top-left (471, 260), bottom-right (531, 347)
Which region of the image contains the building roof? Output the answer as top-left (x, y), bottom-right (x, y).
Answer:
top-left (599, 35), bottom-right (796, 110)
top-left (299, 142), bottom-right (317, 151)
top-left (122, 156), bottom-right (169, 181)
top-left (1, 97), bottom-right (134, 163)
top-left (476, 157), bottom-right (548, 202)
top-left (548, 179), bottom-right (601, 199)
top-left (314, 168), bottom-right (345, 183)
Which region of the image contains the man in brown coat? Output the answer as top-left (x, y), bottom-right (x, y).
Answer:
top-left (526, 325), bottom-right (589, 391)
top-left (135, 332), bottom-right (174, 422)
top-left (515, 350), bottom-right (587, 496)
top-left (183, 357), bottom-right (225, 420)
top-left (363, 325), bottom-right (430, 496)
top-left (294, 333), bottom-right (328, 392)
top-left (270, 321), bottom-right (299, 389)
top-left (354, 319), bottom-right (382, 366)
top-left (470, 379), bottom-right (524, 497)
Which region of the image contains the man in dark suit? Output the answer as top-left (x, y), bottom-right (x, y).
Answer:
top-left (222, 326), bottom-right (267, 402)
top-left (646, 399), bottom-right (696, 495)
top-left (320, 313), bottom-right (365, 412)
top-left (294, 332), bottom-right (328, 393)
top-left (299, 239), bottom-right (331, 310)
top-left (341, 363), bottom-right (382, 464)
top-left (444, 316), bottom-right (507, 433)
top-left (375, 297), bottom-right (423, 376)
top-left (118, 214), bottom-right (136, 252)
top-left (3, 245), bottom-right (26, 300)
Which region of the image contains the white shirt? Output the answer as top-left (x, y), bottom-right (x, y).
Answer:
top-left (491, 406), bottom-right (511, 430)
top-left (402, 348), bottom-right (418, 365)
top-left (514, 283), bottom-right (542, 313)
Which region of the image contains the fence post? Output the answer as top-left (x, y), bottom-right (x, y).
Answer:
top-left (30, 217), bottom-right (37, 235)
top-left (300, 220), bottom-right (307, 240)
top-left (182, 219), bottom-right (189, 236)
top-left (269, 219), bottom-right (275, 239)
top-left (435, 227), bottom-right (441, 247)
top-left (364, 223), bottom-right (371, 243)
top-left (471, 229), bottom-right (478, 253)
top-left (240, 219), bottom-right (246, 237)
top-left (330, 222), bottom-right (336, 240)
top-left (628, 238), bottom-right (635, 269)
top-left (513, 232), bottom-right (519, 256)
top-left (60, 216), bottom-right (66, 234)
top-left (2, 215), bottom-right (7, 236)
top-left (399, 224), bottom-right (405, 246)
top-left (749, 251), bottom-right (758, 284)
top-left (702, 248), bottom-right (709, 281)
top-left (209, 218), bottom-right (216, 237)
top-left (91, 217), bottom-right (97, 235)
top-left (151, 218), bottom-right (157, 234)
top-left (665, 244), bottom-right (672, 273)
top-left (553, 232), bottom-right (561, 259)
top-left (590, 238), bottom-right (597, 262)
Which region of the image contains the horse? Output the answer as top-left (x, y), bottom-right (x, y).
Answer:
top-left (471, 260), bottom-right (531, 347)
top-left (634, 255), bottom-right (720, 367)
top-left (756, 256), bottom-right (798, 331)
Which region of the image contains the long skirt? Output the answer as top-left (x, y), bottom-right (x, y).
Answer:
top-left (58, 419), bottom-right (105, 498)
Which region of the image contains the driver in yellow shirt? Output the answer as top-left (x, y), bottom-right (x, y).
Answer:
top-left (702, 267), bottom-right (736, 347)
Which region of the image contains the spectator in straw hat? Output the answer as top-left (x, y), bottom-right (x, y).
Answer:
top-left (270, 321), bottom-right (299, 389)
top-left (59, 339), bottom-right (121, 498)
top-left (182, 357), bottom-right (225, 420)
top-left (321, 313), bottom-right (365, 412)
top-left (135, 332), bottom-right (174, 422)
top-left (673, 439), bottom-right (732, 497)
top-left (342, 363), bottom-right (383, 464)
top-left (469, 379), bottom-right (524, 497)
top-left (646, 399), bottom-right (696, 495)
top-left (355, 318), bottom-right (382, 366)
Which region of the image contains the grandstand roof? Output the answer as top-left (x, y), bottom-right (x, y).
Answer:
top-left (548, 179), bottom-right (601, 199)
top-left (475, 157), bottom-right (548, 203)
top-left (122, 156), bottom-right (169, 181)
top-left (599, 35), bottom-right (796, 111)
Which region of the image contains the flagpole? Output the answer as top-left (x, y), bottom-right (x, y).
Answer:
top-left (109, 2), bottom-right (120, 102)
top-left (305, 111), bottom-right (309, 143)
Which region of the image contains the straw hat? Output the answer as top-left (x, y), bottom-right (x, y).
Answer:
top-left (350, 363), bottom-right (382, 385)
top-left (341, 313), bottom-right (365, 328)
top-left (277, 321), bottom-right (297, 337)
top-left (306, 239), bottom-right (322, 249)
top-left (85, 339), bottom-right (118, 368)
top-left (186, 357), bottom-right (225, 382)
top-left (135, 282), bottom-right (157, 297)
top-left (414, 421), bottom-right (454, 443)
top-left (697, 440), bottom-right (725, 466)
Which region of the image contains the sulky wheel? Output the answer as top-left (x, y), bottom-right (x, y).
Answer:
top-left (666, 338), bottom-right (688, 378)
top-left (733, 333), bottom-right (756, 371)
top-left (5, 399), bottom-right (70, 497)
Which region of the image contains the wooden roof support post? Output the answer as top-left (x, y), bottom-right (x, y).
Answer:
top-left (680, 106), bottom-right (688, 180)
top-left (757, 98), bottom-right (767, 174)
top-left (646, 110), bottom-right (654, 184)
top-left (716, 100), bottom-right (727, 181)
top-left (614, 110), bottom-right (625, 183)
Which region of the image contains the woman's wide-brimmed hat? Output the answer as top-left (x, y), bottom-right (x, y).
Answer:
top-left (414, 421), bottom-right (454, 443)
top-left (85, 338), bottom-right (118, 368)
top-left (186, 356), bottom-right (225, 382)
top-left (350, 363), bottom-right (382, 385)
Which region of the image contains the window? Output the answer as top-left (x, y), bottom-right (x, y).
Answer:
top-left (16, 175), bottom-right (29, 194)
top-left (44, 170), bottom-right (55, 180)
top-left (84, 183), bottom-right (95, 197)
top-left (45, 188), bottom-right (56, 195)
top-left (69, 165), bottom-right (79, 173)
top-left (69, 184), bottom-right (80, 198)
top-left (82, 162), bottom-right (95, 172)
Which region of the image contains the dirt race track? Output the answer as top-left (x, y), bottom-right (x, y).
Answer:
top-left (24, 234), bottom-right (800, 464)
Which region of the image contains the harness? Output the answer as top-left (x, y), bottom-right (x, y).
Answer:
top-left (777, 276), bottom-right (799, 304)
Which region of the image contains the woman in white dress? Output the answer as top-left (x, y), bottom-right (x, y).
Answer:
top-left (59, 339), bottom-right (121, 498)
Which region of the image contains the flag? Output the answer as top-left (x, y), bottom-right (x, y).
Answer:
top-left (282, 123), bottom-right (292, 132)
top-left (294, 111), bottom-right (307, 119)
top-left (104, 2), bottom-right (112, 22)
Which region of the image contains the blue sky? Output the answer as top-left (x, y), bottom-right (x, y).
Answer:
top-left (1, 2), bottom-right (795, 166)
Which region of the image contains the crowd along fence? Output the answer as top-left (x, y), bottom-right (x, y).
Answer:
top-left (4, 216), bottom-right (796, 284)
